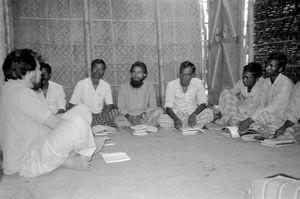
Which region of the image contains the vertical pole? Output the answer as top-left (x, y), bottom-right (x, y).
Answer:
top-left (0, 0), bottom-right (8, 85)
top-left (248, 0), bottom-right (254, 62)
top-left (154, 0), bottom-right (164, 107)
top-left (83, 0), bottom-right (92, 76)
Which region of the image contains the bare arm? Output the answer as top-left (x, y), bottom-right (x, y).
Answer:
top-left (166, 107), bottom-right (182, 129)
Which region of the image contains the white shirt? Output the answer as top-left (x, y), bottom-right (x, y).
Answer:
top-left (231, 77), bottom-right (265, 116)
top-left (37, 81), bottom-right (66, 114)
top-left (285, 82), bottom-right (300, 123)
top-left (0, 79), bottom-right (51, 175)
top-left (251, 74), bottom-right (294, 120)
top-left (165, 78), bottom-right (207, 114)
top-left (70, 78), bottom-right (113, 114)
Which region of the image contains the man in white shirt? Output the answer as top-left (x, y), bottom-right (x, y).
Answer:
top-left (157, 61), bottom-right (213, 129)
top-left (0, 49), bottom-right (105, 177)
top-left (115, 61), bottom-right (163, 127)
top-left (69, 59), bottom-right (117, 127)
top-left (36, 62), bottom-right (66, 114)
top-left (238, 52), bottom-right (294, 136)
top-left (216, 62), bottom-right (264, 125)
top-left (273, 81), bottom-right (300, 141)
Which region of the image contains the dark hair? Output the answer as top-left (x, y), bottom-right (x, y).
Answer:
top-left (243, 62), bottom-right (263, 79)
top-left (91, 59), bottom-right (106, 71)
top-left (2, 49), bottom-right (41, 81)
top-left (179, 61), bottom-right (196, 74)
top-left (40, 62), bottom-right (52, 74)
top-left (130, 61), bottom-right (148, 75)
top-left (267, 52), bottom-right (287, 70)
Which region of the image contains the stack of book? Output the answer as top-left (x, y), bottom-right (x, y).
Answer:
top-left (261, 138), bottom-right (295, 147)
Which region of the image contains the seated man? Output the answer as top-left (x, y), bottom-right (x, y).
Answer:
top-left (238, 52), bottom-right (294, 136)
top-left (157, 61), bottom-right (213, 129)
top-left (69, 59), bottom-right (117, 127)
top-left (0, 49), bottom-right (105, 177)
top-left (273, 81), bottom-right (300, 141)
top-left (35, 62), bottom-right (66, 114)
top-left (115, 61), bottom-right (163, 127)
top-left (216, 62), bottom-right (264, 125)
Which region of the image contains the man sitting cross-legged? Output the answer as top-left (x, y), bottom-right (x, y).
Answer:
top-left (0, 49), bottom-right (105, 177)
top-left (115, 61), bottom-right (163, 127)
top-left (270, 81), bottom-right (300, 141)
top-left (157, 61), bottom-right (213, 129)
top-left (69, 59), bottom-right (118, 127)
top-left (215, 62), bottom-right (264, 125)
top-left (238, 52), bottom-right (294, 136)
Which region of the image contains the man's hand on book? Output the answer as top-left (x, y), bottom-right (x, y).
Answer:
top-left (174, 119), bottom-right (183, 130)
top-left (274, 127), bottom-right (287, 138)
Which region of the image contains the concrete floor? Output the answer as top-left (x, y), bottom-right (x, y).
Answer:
top-left (0, 128), bottom-right (300, 199)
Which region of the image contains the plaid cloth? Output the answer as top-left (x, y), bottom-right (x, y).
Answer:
top-left (249, 111), bottom-right (286, 137)
top-left (115, 108), bottom-right (163, 127)
top-left (218, 90), bottom-right (239, 125)
top-left (92, 109), bottom-right (119, 127)
top-left (157, 108), bottom-right (213, 129)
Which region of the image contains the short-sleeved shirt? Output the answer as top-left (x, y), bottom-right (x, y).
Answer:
top-left (0, 80), bottom-right (51, 175)
top-left (37, 81), bottom-right (66, 114)
top-left (69, 78), bottom-right (113, 114)
top-left (117, 81), bottom-right (157, 116)
top-left (165, 78), bottom-right (207, 114)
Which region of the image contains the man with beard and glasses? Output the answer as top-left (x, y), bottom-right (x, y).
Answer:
top-left (69, 59), bottom-right (118, 127)
top-left (115, 61), bottom-right (163, 127)
top-left (0, 49), bottom-right (105, 177)
top-left (34, 62), bottom-right (66, 114)
top-left (214, 62), bottom-right (265, 126)
top-left (238, 52), bottom-right (294, 137)
top-left (157, 61), bottom-right (213, 129)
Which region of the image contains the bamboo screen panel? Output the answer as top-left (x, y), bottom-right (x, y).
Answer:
top-left (10, 0), bottom-right (204, 104)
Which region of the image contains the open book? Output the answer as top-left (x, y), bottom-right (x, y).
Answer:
top-left (221, 126), bottom-right (240, 138)
top-left (130, 125), bottom-right (158, 136)
top-left (180, 127), bottom-right (207, 135)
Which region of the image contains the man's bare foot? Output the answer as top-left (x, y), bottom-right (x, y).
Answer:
top-left (62, 155), bottom-right (91, 171)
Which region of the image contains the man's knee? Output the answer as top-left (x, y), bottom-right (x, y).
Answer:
top-left (157, 114), bottom-right (174, 128)
top-left (73, 105), bottom-right (92, 124)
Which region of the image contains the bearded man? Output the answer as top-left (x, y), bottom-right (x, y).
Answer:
top-left (115, 61), bottom-right (163, 127)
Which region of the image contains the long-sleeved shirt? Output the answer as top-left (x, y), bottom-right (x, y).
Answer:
top-left (251, 73), bottom-right (294, 120)
top-left (230, 77), bottom-right (265, 116)
top-left (285, 82), bottom-right (300, 123)
top-left (118, 81), bottom-right (157, 116)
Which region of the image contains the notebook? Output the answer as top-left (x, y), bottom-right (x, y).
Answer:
top-left (101, 152), bottom-right (131, 163)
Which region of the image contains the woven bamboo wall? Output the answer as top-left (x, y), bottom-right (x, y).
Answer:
top-left (10, 0), bottom-right (205, 104)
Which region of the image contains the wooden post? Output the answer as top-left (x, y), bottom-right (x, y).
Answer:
top-left (83, 0), bottom-right (92, 77)
top-left (248, 0), bottom-right (254, 62)
top-left (0, 0), bottom-right (8, 85)
top-left (154, 0), bottom-right (164, 107)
